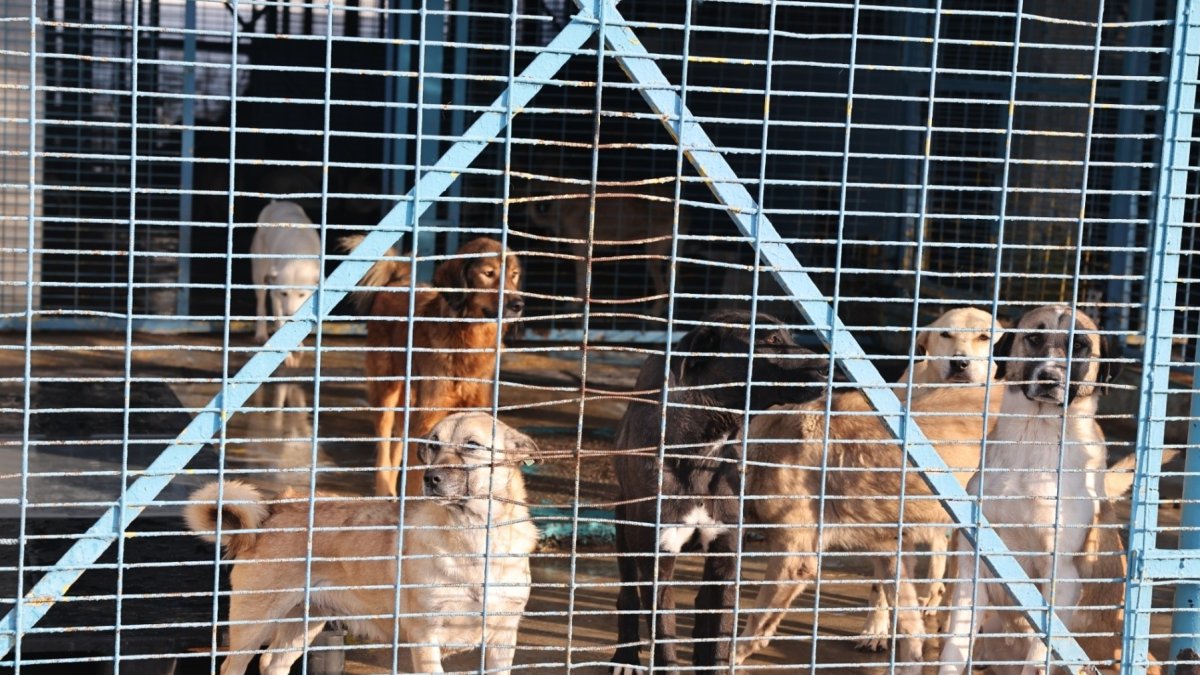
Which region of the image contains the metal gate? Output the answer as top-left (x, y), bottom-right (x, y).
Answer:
top-left (0, 0), bottom-right (1197, 672)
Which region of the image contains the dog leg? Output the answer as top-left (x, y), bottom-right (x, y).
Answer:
top-left (374, 382), bottom-right (404, 497)
top-left (484, 627), bottom-right (519, 675)
top-left (254, 283), bottom-right (269, 344)
top-left (924, 531), bottom-right (950, 614)
top-left (258, 613), bottom-right (326, 675)
top-left (410, 644), bottom-right (445, 673)
top-left (221, 589), bottom-right (304, 675)
top-left (735, 535), bottom-right (818, 665)
top-left (1018, 563), bottom-right (1082, 675)
top-left (855, 558), bottom-right (893, 652)
top-left (939, 538), bottom-right (983, 675)
top-left (876, 556), bottom-right (925, 671)
top-left (693, 532), bottom-right (738, 668)
top-left (636, 554), bottom-right (680, 670)
top-left (610, 519), bottom-right (645, 673)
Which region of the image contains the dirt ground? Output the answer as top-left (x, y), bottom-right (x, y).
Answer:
top-left (0, 332), bottom-right (1180, 673)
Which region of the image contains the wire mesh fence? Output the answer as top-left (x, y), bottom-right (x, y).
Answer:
top-left (0, 0), bottom-right (1197, 673)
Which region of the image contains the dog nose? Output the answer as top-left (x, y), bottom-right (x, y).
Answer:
top-left (949, 359), bottom-right (969, 373)
top-left (424, 472), bottom-right (442, 488)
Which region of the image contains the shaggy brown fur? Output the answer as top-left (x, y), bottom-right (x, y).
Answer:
top-left (343, 236), bottom-right (523, 497)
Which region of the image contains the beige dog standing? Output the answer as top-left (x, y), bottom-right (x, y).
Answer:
top-left (737, 385), bottom-right (1004, 667)
top-left (520, 181), bottom-right (686, 313)
top-left (938, 306), bottom-right (1150, 674)
top-left (185, 413), bottom-right (539, 675)
top-left (858, 307), bottom-right (1003, 650)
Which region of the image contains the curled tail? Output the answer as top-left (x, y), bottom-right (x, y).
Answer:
top-left (338, 234), bottom-right (411, 314)
top-left (184, 480), bottom-right (269, 559)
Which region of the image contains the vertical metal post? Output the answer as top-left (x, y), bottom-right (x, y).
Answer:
top-left (176, 0), bottom-right (196, 318)
top-left (1128, 0), bottom-right (1200, 669)
top-left (414, 0), bottom-right (445, 281)
top-left (444, 0), bottom-right (469, 253)
top-left (1104, 2), bottom-right (1154, 337)
top-left (1173, 378), bottom-right (1200, 663)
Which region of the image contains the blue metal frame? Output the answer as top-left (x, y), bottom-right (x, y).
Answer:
top-left (1134, 0), bottom-right (1200, 669)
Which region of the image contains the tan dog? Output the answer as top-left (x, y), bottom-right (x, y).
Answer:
top-left (520, 181), bottom-right (686, 314)
top-left (857, 308), bottom-right (1003, 650)
top-left (898, 306), bottom-right (1001, 395)
top-left (938, 306), bottom-right (1153, 674)
top-left (736, 386), bottom-right (1003, 666)
top-left (185, 412), bottom-right (540, 675)
top-left (342, 236), bottom-right (524, 497)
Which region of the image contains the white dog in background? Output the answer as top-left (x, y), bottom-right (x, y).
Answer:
top-left (251, 200), bottom-right (321, 367)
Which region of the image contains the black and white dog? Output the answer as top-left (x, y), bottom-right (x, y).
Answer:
top-left (609, 310), bottom-right (828, 672)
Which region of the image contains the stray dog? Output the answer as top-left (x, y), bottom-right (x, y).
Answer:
top-left (609, 310), bottom-right (829, 672)
top-left (898, 307), bottom-right (1002, 394)
top-left (251, 200), bottom-right (321, 367)
top-left (343, 236), bottom-right (524, 497)
top-left (736, 385), bottom-right (1004, 667)
top-left (858, 307), bottom-right (1003, 650)
top-left (520, 182), bottom-right (686, 314)
top-left (185, 412), bottom-right (539, 675)
top-left (938, 305), bottom-right (1144, 674)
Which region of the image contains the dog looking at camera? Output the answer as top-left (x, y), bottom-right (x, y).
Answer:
top-left (938, 305), bottom-right (1151, 674)
top-left (608, 310), bottom-right (829, 673)
top-left (898, 306), bottom-right (1002, 395)
top-left (185, 412), bottom-right (539, 675)
top-left (857, 307), bottom-right (1004, 651)
top-left (342, 236), bottom-right (524, 497)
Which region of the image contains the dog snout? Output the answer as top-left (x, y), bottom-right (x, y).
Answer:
top-left (1025, 364), bottom-right (1067, 403)
top-left (423, 470), bottom-right (445, 495)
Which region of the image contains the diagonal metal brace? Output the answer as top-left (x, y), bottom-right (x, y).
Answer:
top-left (0, 8), bottom-right (599, 659)
top-left (581, 0), bottom-right (1094, 668)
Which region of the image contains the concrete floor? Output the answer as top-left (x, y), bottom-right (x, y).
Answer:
top-left (0, 332), bottom-right (1179, 673)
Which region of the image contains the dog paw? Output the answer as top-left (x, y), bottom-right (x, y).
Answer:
top-left (283, 353), bottom-right (301, 369)
top-left (855, 611), bottom-right (891, 652)
top-left (922, 582), bottom-right (946, 614)
top-left (254, 331), bottom-right (269, 345)
top-left (608, 648), bottom-right (641, 675)
top-left (855, 634), bottom-right (889, 653)
top-left (733, 639), bottom-right (767, 665)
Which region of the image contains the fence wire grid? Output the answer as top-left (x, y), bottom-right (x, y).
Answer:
top-left (0, 0), bottom-right (1198, 673)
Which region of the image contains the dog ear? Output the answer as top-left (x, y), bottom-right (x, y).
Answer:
top-left (434, 256), bottom-right (470, 311)
top-left (1099, 331), bottom-right (1124, 388)
top-left (670, 324), bottom-right (723, 380)
top-left (914, 328), bottom-right (929, 357)
top-left (992, 330), bottom-right (1015, 381)
top-left (505, 427), bottom-right (540, 463)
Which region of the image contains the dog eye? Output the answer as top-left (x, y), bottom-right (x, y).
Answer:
top-left (764, 334), bottom-right (783, 345)
top-left (977, 334), bottom-right (990, 341)
top-left (939, 331), bottom-right (952, 339)
top-left (1025, 334), bottom-right (1044, 348)
top-left (1073, 339), bottom-right (1089, 352)
top-left (483, 269), bottom-right (496, 278)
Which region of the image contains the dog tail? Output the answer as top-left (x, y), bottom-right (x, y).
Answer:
top-left (1106, 453), bottom-right (1139, 498)
top-left (338, 234), bottom-right (412, 314)
top-left (184, 480), bottom-right (269, 559)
